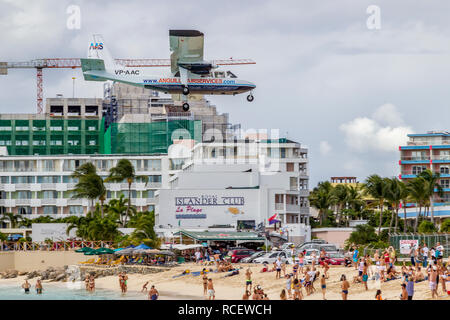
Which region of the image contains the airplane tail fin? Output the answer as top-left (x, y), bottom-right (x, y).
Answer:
top-left (81, 34), bottom-right (117, 81)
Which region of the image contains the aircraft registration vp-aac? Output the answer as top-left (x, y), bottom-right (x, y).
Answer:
top-left (80, 30), bottom-right (256, 111)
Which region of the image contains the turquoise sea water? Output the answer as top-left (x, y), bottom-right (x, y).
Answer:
top-left (0, 282), bottom-right (146, 300)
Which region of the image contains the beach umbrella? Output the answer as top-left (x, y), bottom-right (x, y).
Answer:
top-left (134, 244), bottom-right (152, 250)
top-left (159, 250), bottom-right (175, 256)
top-left (84, 250), bottom-right (97, 256)
top-left (114, 247), bottom-right (135, 255)
top-left (94, 248), bottom-right (115, 255)
top-left (75, 247), bottom-right (95, 253)
top-left (133, 249), bottom-right (148, 255)
top-left (113, 248), bottom-right (124, 252)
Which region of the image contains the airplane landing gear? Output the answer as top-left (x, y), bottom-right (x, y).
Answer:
top-left (182, 86), bottom-right (190, 95)
top-left (182, 103), bottom-right (190, 111)
top-left (247, 94), bottom-right (254, 102)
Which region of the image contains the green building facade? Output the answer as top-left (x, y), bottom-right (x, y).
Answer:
top-left (0, 118), bottom-right (202, 156)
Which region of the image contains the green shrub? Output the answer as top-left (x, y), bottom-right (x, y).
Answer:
top-left (418, 220), bottom-right (437, 233)
top-left (440, 219), bottom-right (450, 232)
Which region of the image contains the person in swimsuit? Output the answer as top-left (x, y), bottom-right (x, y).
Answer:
top-left (298, 253), bottom-right (304, 274)
top-left (35, 279), bottom-right (43, 294)
top-left (400, 283), bottom-right (408, 300)
top-left (84, 275), bottom-right (90, 291)
top-left (202, 270), bottom-right (209, 295)
top-left (280, 289), bottom-right (287, 300)
top-left (341, 274), bottom-right (349, 300)
top-left (285, 274), bottom-right (292, 299)
top-left (242, 290), bottom-right (250, 300)
top-left (292, 263), bottom-right (298, 279)
top-left (148, 285), bottom-right (159, 300)
top-left (322, 260), bottom-right (330, 279)
top-left (362, 262), bottom-right (369, 290)
top-left (375, 289), bottom-right (382, 300)
top-left (207, 278), bottom-right (215, 300)
top-left (22, 280), bottom-right (30, 294)
top-left (245, 268), bottom-right (253, 292)
top-left (142, 281), bottom-right (149, 293)
top-left (88, 275), bottom-right (95, 293)
top-left (320, 274), bottom-right (326, 300)
top-left (292, 278), bottom-right (303, 300)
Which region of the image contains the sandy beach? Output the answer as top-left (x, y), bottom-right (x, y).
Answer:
top-left (1, 263), bottom-right (449, 300)
top-left (91, 263), bottom-right (450, 300)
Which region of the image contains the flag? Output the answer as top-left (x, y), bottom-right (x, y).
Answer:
top-left (268, 213), bottom-right (281, 225)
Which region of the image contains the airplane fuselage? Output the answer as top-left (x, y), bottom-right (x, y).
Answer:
top-left (84, 70), bottom-right (255, 95)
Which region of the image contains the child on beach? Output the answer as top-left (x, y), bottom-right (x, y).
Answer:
top-left (280, 289), bottom-right (287, 300)
top-left (242, 290), bottom-right (250, 300)
top-left (292, 278), bottom-right (303, 300)
top-left (275, 257), bottom-right (282, 279)
top-left (322, 260), bottom-right (329, 279)
top-left (375, 289), bottom-right (382, 300)
top-left (298, 253), bottom-right (304, 274)
top-left (142, 281), bottom-right (149, 292)
top-left (362, 262), bottom-right (369, 291)
top-left (207, 278), bottom-right (215, 300)
top-left (245, 267), bottom-right (253, 292)
top-left (285, 274), bottom-right (292, 299)
top-left (320, 274), bottom-right (326, 300)
top-left (202, 270), bottom-right (208, 295)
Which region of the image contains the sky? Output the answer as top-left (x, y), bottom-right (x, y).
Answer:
top-left (1, 0), bottom-right (450, 187)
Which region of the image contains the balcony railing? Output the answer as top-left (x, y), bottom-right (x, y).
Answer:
top-left (401, 156), bottom-right (430, 161)
top-left (275, 203), bottom-right (284, 210)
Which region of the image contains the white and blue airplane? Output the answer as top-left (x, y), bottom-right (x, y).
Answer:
top-left (81, 30), bottom-right (256, 111)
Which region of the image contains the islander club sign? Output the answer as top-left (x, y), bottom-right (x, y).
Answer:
top-left (175, 194), bottom-right (245, 219)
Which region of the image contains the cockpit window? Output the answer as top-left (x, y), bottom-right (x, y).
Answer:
top-left (214, 71), bottom-right (225, 78)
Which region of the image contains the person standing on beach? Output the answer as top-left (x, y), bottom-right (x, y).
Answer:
top-left (85, 275), bottom-right (90, 291)
top-left (245, 267), bottom-right (253, 292)
top-left (341, 274), bottom-right (350, 300)
top-left (405, 274), bottom-right (414, 300)
top-left (422, 242), bottom-right (429, 268)
top-left (362, 262), bottom-right (369, 291)
top-left (35, 279), bottom-right (43, 294)
top-left (285, 274), bottom-right (292, 299)
top-left (400, 283), bottom-right (408, 300)
top-left (275, 257), bottom-right (282, 279)
top-left (409, 245), bottom-right (416, 267)
top-left (352, 246), bottom-right (359, 270)
top-left (88, 275), bottom-right (95, 293)
top-left (148, 285), bottom-right (159, 300)
top-left (320, 274), bottom-right (326, 300)
top-left (22, 280), bottom-right (31, 294)
top-left (428, 265), bottom-right (438, 299)
top-left (122, 272), bottom-right (128, 293)
top-left (207, 278), bottom-right (215, 300)
top-left (202, 269), bottom-right (208, 295)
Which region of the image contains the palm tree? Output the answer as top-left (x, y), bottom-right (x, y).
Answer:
top-left (308, 181), bottom-right (336, 225)
top-left (105, 159), bottom-right (148, 226)
top-left (364, 175), bottom-right (389, 234)
top-left (418, 170), bottom-right (443, 224)
top-left (71, 163), bottom-right (106, 217)
top-left (333, 184), bottom-right (348, 225)
top-left (346, 185), bottom-right (365, 226)
top-left (385, 178), bottom-right (403, 234)
top-left (0, 212), bottom-right (22, 228)
top-left (104, 194), bottom-right (134, 227)
top-left (397, 180), bottom-right (410, 234)
top-left (407, 177), bottom-right (427, 233)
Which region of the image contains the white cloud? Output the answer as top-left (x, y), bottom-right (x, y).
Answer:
top-left (371, 103), bottom-right (404, 126)
top-left (319, 140), bottom-right (332, 155)
top-left (339, 104), bottom-right (413, 153)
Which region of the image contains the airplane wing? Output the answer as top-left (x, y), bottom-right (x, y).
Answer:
top-left (169, 30), bottom-right (204, 75)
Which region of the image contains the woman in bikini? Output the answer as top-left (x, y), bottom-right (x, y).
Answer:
top-left (88, 275), bottom-right (95, 293)
top-left (292, 278), bottom-right (303, 300)
top-left (341, 274), bottom-right (350, 300)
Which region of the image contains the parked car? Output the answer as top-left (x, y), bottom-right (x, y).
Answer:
top-left (227, 248), bottom-right (255, 263)
top-left (280, 242), bottom-right (296, 250)
top-left (253, 250), bottom-right (292, 264)
top-left (320, 252), bottom-right (346, 265)
top-left (240, 251), bottom-right (266, 263)
top-left (303, 249), bottom-right (320, 265)
top-left (297, 242), bottom-right (339, 254)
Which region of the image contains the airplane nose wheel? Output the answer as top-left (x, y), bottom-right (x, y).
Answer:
top-left (182, 103), bottom-right (190, 111)
top-left (247, 94), bottom-right (254, 102)
top-left (182, 86), bottom-right (190, 95)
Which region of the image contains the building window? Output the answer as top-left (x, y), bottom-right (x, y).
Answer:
top-left (18, 206), bottom-right (32, 215)
top-left (440, 166), bottom-right (449, 175)
top-left (440, 179), bottom-right (450, 189)
top-left (12, 176), bottom-right (35, 184)
top-left (281, 148), bottom-right (286, 158)
top-left (411, 151), bottom-right (427, 160)
top-left (412, 166), bottom-right (427, 175)
top-left (68, 206), bottom-right (83, 214)
top-left (43, 206), bottom-right (58, 214)
top-left (37, 176), bottom-right (61, 183)
top-left (286, 163), bottom-right (294, 172)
